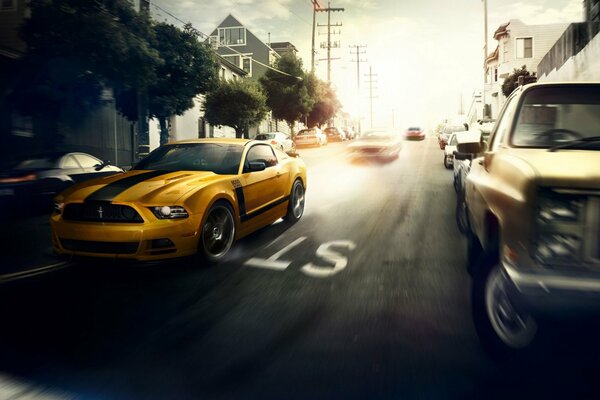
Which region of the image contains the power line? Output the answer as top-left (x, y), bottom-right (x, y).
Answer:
top-left (349, 44), bottom-right (367, 134)
top-left (364, 66), bottom-right (378, 128)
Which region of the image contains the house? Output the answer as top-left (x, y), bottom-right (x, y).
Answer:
top-left (207, 14), bottom-right (301, 136)
top-left (209, 14), bottom-right (280, 81)
top-left (537, 0), bottom-right (600, 82)
top-left (483, 19), bottom-right (569, 118)
top-left (270, 42), bottom-right (299, 57)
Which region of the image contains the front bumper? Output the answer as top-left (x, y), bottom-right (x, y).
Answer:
top-left (501, 261), bottom-right (600, 317)
top-left (51, 211), bottom-right (203, 261)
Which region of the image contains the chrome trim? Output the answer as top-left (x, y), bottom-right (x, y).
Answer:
top-left (504, 261), bottom-right (600, 293)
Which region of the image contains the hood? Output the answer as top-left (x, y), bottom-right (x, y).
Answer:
top-left (509, 148), bottom-right (600, 189)
top-left (60, 170), bottom-right (230, 205)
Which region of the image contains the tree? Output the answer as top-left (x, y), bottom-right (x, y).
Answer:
top-left (259, 53), bottom-right (314, 135)
top-left (502, 65), bottom-right (537, 97)
top-left (9, 0), bottom-right (160, 148)
top-left (306, 76), bottom-right (342, 128)
top-left (203, 79), bottom-right (269, 138)
top-left (147, 23), bottom-right (219, 145)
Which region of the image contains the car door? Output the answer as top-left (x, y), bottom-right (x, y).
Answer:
top-left (239, 144), bottom-right (286, 222)
top-left (467, 93), bottom-right (519, 240)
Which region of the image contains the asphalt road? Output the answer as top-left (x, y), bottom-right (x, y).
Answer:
top-left (1, 137), bottom-right (600, 399)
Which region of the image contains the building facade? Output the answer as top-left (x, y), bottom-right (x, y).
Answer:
top-left (538, 0), bottom-right (600, 82)
top-left (483, 19), bottom-right (569, 118)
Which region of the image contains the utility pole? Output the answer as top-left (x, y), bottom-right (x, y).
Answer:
top-left (482, 0), bottom-right (488, 119)
top-left (364, 66), bottom-right (378, 129)
top-left (349, 44), bottom-right (367, 134)
top-left (317, 2), bottom-right (344, 82)
top-left (311, 0), bottom-right (321, 73)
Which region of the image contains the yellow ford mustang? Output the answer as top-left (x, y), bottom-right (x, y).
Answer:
top-left (50, 138), bottom-right (307, 262)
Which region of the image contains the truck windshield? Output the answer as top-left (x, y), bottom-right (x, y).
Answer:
top-left (512, 85), bottom-right (600, 148)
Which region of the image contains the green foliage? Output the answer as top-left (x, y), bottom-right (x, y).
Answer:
top-left (203, 79), bottom-right (269, 139)
top-left (147, 23), bottom-right (219, 145)
top-left (306, 75), bottom-right (341, 128)
top-left (11, 0), bottom-right (159, 119)
top-left (259, 53), bottom-right (314, 135)
top-left (501, 65), bottom-right (537, 97)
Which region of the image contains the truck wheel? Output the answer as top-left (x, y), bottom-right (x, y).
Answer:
top-left (472, 262), bottom-right (538, 361)
top-left (455, 195), bottom-right (470, 236)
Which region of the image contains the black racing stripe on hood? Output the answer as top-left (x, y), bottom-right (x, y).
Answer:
top-left (85, 170), bottom-right (170, 203)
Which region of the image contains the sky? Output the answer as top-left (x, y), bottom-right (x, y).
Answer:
top-left (153, 0), bottom-right (584, 129)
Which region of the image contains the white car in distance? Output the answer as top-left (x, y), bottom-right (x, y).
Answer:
top-left (255, 132), bottom-right (296, 153)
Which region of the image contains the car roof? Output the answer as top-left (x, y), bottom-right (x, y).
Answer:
top-left (456, 130), bottom-right (482, 144)
top-left (167, 138), bottom-right (252, 146)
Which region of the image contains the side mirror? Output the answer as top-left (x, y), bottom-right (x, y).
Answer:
top-left (248, 161), bottom-right (267, 172)
top-left (94, 160), bottom-right (112, 171)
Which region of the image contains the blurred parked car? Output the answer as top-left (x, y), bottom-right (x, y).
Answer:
top-left (255, 132), bottom-right (296, 153)
top-left (452, 130), bottom-right (485, 234)
top-left (404, 126), bottom-right (425, 141)
top-left (294, 127), bottom-right (327, 147)
top-left (443, 133), bottom-right (457, 169)
top-left (347, 128), bottom-right (402, 162)
top-left (324, 127), bottom-right (344, 142)
top-left (344, 128), bottom-right (356, 140)
top-left (438, 124), bottom-right (466, 149)
top-left (0, 152), bottom-right (123, 212)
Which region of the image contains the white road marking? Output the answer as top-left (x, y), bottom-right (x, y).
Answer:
top-left (301, 240), bottom-right (357, 278)
top-left (245, 236), bottom-right (307, 270)
top-left (0, 261), bottom-right (72, 284)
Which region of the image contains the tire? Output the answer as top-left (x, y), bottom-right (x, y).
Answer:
top-left (198, 201), bottom-right (235, 264)
top-left (466, 230), bottom-right (482, 275)
top-left (283, 179), bottom-right (305, 223)
top-left (444, 154), bottom-right (452, 169)
top-left (455, 194), bottom-right (470, 236)
top-left (472, 262), bottom-right (538, 361)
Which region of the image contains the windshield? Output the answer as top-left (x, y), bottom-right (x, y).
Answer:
top-left (297, 129), bottom-right (317, 136)
top-left (255, 134), bottom-right (276, 140)
top-left (408, 127), bottom-right (421, 131)
top-left (512, 86), bottom-right (600, 148)
top-left (449, 134), bottom-right (458, 146)
top-left (134, 143), bottom-right (243, 175)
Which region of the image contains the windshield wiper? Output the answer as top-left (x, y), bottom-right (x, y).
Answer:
top-left (548, 136), bottom-right (600, 152)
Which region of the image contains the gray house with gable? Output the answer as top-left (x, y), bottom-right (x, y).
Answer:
top-left (208, 14), bottom-right (279, 81)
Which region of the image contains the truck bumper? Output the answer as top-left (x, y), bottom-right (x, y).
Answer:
top-left (501, 261), bottom-right (600, 318)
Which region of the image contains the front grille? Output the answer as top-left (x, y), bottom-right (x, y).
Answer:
top-left (60, 239), bottom-right (139, 254)
top-left (63, 203), bottom-right (143, 223)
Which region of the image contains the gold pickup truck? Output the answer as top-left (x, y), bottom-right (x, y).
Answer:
top-left (464, 82), bottom-right (600, 358)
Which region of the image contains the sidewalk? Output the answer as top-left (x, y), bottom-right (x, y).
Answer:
top-left (0, 212), bottom-right (63, 277)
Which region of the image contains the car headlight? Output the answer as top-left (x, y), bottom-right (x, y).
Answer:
top-left (534, 191), bottom-right (585, 265)
top-left (150, 205), bottom-right (189, 219)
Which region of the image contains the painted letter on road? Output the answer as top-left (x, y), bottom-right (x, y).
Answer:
top-left (301, 240), bottom-right (356, 278)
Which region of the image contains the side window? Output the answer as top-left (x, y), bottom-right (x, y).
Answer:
top-left (245, 145), bottom-right (278, 171)
top-left (61, 155), bottom-right (80, 169)
top-left (490, 95), bottom-right (519, 151)
top-left (74, 154), bottom-right (101, 168)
